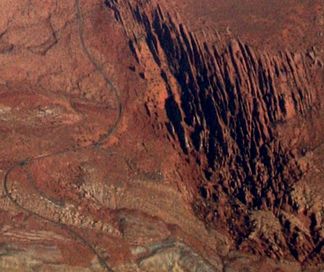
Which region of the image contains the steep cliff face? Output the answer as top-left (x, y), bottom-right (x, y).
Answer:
top-left (106, 0), bottom-right (323, 265)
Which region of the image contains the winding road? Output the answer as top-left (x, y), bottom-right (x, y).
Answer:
top-left (2, 1), bottom-right (122, 271)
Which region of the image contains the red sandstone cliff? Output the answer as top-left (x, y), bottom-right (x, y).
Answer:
top-left (106, 0), bottom-right (323, 265)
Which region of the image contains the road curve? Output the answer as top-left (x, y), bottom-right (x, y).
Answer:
top-left (2, 1), bottom-right (124, 271)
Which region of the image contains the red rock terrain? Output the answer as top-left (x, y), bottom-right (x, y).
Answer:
top-left (0, 0), bottom-right (323, 271)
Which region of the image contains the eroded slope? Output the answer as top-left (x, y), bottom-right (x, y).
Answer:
top-left (106, 0), bottom-right (324, 266)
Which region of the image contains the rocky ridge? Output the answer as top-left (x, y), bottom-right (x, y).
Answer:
top-left (105, 0), bottom-right (323, 265)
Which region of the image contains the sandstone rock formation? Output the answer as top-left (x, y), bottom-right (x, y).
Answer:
top-left (106, 0), bottom-right (324, 267)
top-left (0, 0), bottom-right (323, 271)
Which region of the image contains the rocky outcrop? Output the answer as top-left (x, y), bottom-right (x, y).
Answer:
top-left (105, 0), bottom-right (323, 266)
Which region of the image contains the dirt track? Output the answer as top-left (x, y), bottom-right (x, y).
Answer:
top-left (2, 1), bottom-right (123, 271)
